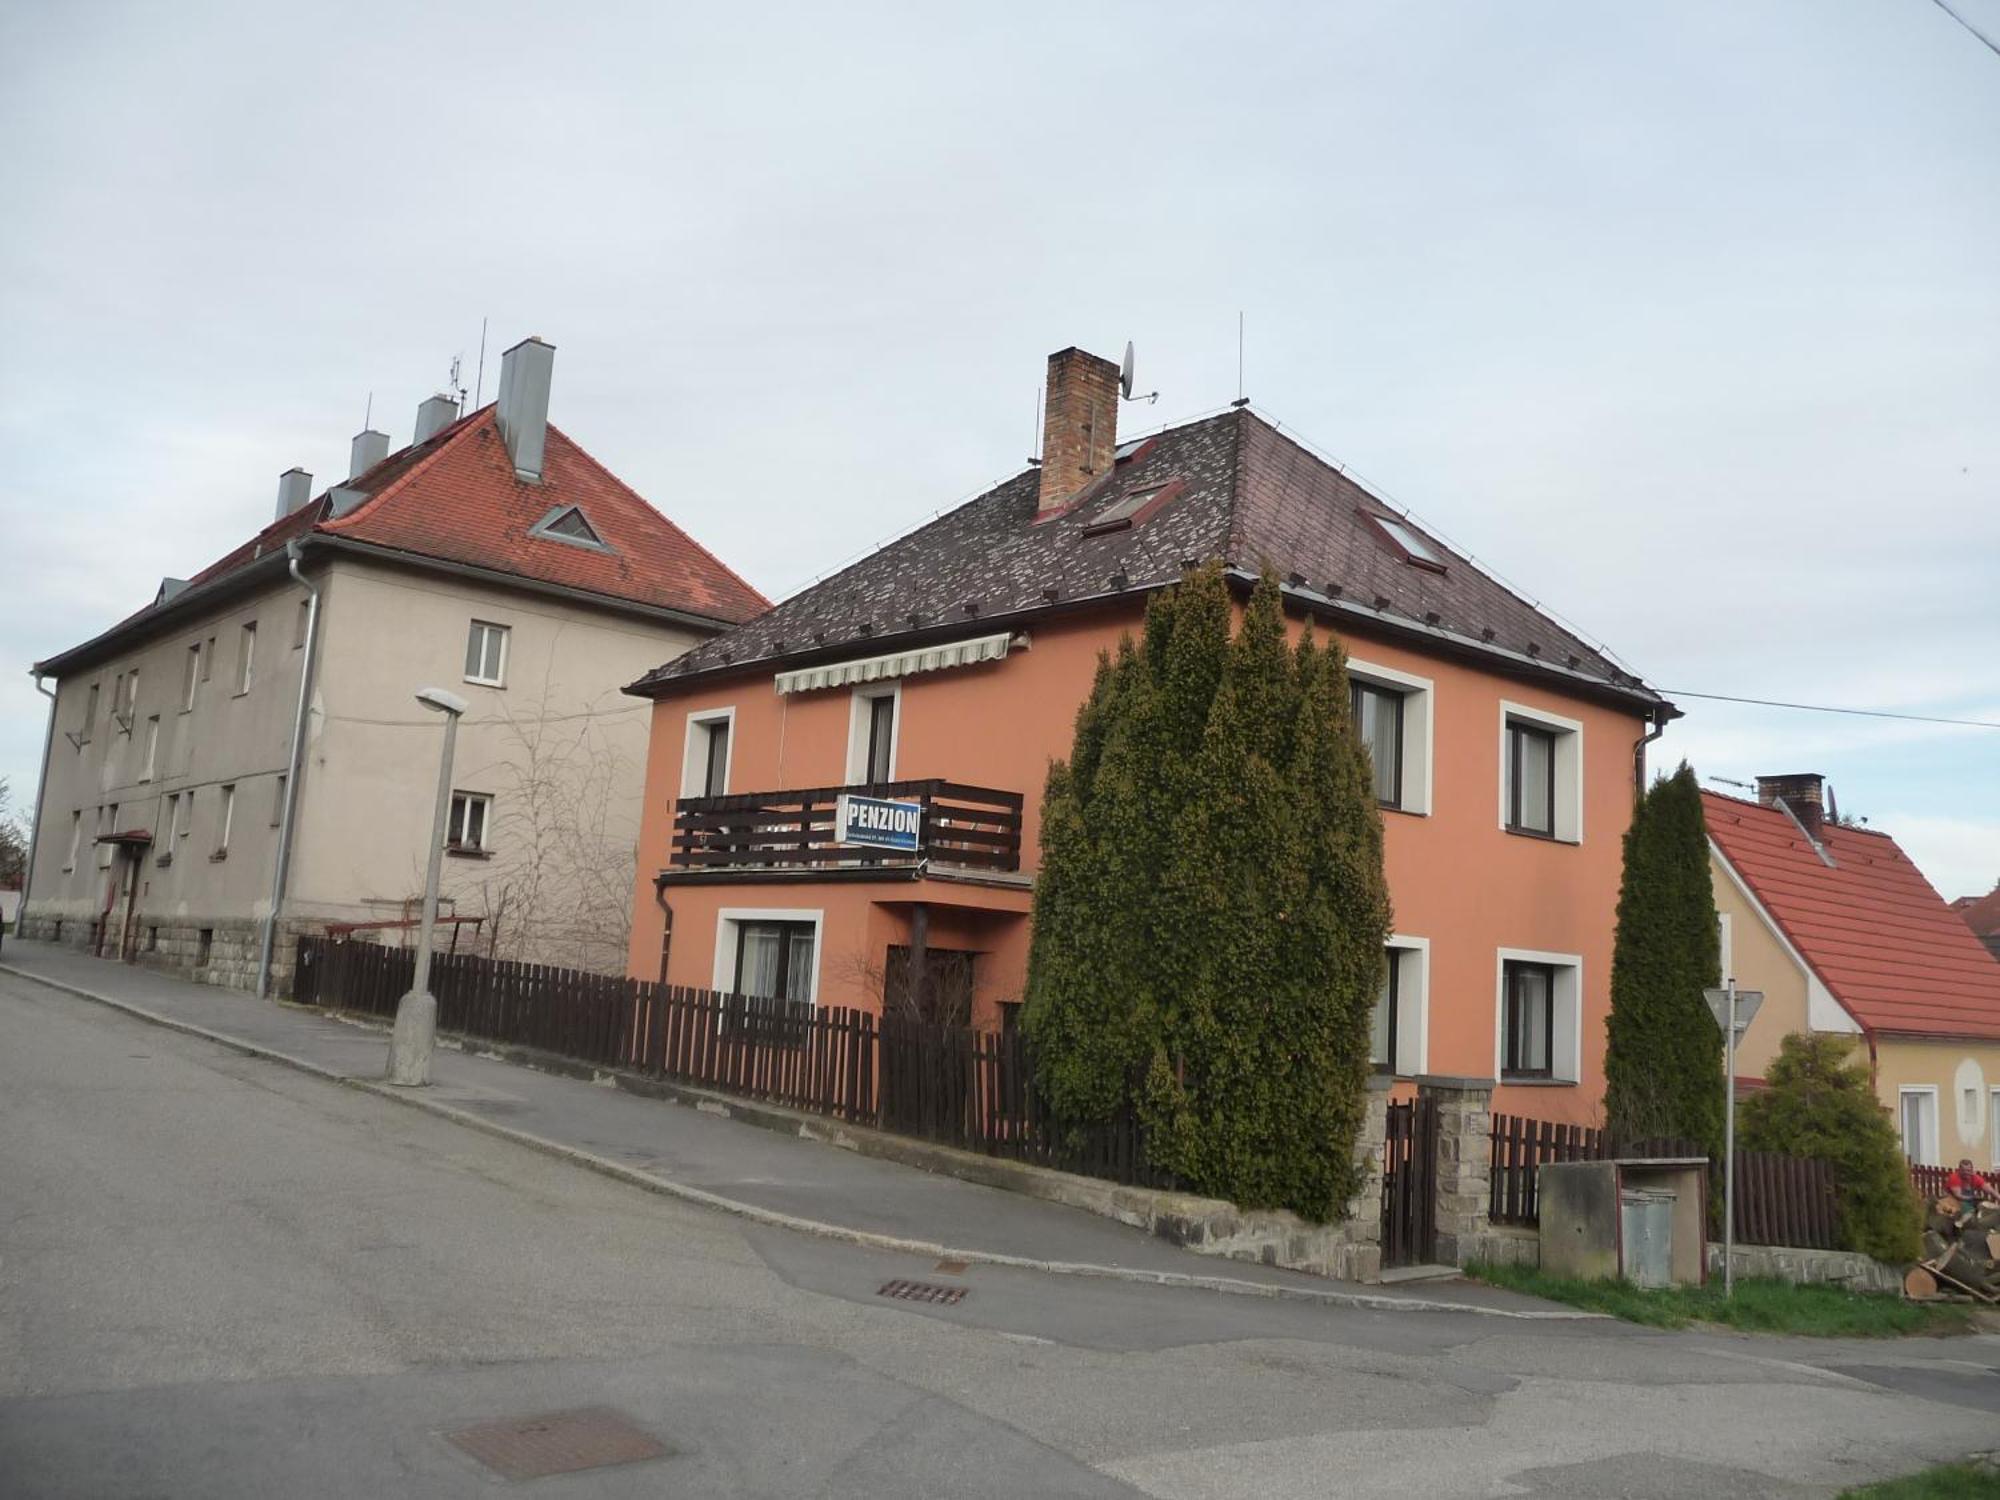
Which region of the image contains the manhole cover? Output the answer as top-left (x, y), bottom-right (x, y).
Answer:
top-left (878, 1278), bottom-right (968, 1305)
top-left (445, 1406), bottom-right (671, 1480)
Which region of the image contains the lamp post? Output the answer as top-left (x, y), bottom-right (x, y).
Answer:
top-left (387, 686), bottom-right (468, 1086)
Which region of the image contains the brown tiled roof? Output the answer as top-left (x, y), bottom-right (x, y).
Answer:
top-left (633, 407), bottom-right (1661, 706)
top-left (1705, 791), bottom-right (2000, 1040)
top-left (43, 406), bottom-right (766, 673)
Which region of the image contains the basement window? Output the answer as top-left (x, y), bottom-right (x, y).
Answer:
top-left (1360, 510), bottom-right (1448, 573)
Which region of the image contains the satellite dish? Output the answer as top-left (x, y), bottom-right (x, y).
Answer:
top-left (1120, 341), bottom-right (1135, 400)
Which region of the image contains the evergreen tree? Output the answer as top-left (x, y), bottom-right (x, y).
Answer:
top-left (1603, 763), bottom-right (1724, 1158)
top-left (1738, 1033), bottom-right (1920, 1263)
top-left (1025, 566), bottom-right (1390, 1221)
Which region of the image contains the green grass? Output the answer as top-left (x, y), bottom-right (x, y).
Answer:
top-left (1841, 1463), bottom-right (2000, 1498)
top-left (1467, 1262), bottom-right (1972, 1337)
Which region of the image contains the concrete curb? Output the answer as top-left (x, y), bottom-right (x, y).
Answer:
top-left (0, 960), bottom-right (1602, 1322)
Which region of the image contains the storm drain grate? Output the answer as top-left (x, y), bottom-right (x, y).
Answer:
top-left (878, 1278), bottom-right (968, 1305)
top-left (445, 1406), bottom-right (671, 1481)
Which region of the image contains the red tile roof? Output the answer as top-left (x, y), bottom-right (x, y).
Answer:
top-left (1952, 884), bottom-right (2000, 937)
top-left (1703, 790), bottom-right (2000, 1041)
top-left (185, 405), bottom-right (765, 623)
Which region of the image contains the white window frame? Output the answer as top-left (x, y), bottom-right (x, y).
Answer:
top-left (713, 907), bottom-right (825, 1005)
top-left (1372, 934), bottom-right (1431, 1077)
top-left (1494, 947), bottom-right (1583, 1085)
top-left (680, 707), bottom-right (736, 798)
top-left (174, 790), bottom-right (191, 841)
top-left (216, 783), bottom-right (236, 855)
top-left (845, 682), bottom-right (902, 784)
top-left (1498, 700), bottom-right (1583, 843)
top-left (464, 620), bottom-right (510, 688)
top-left (182, 643), bottom-right (201, 712)
top-left (1347, 659), bottom-right (1433, 816)
top-left (140, 715), bottom-right (160, 782)
top-left (1899, 1085), bottom-right (1939, 1167)
top-left (448, 790), bottom-right (494, 852)
top-left (235, 622), bottom-right (256, 695)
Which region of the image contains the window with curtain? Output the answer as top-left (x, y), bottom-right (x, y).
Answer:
top-left (1351, 681), bottom-right (1404, 808)
top-left (1502, 960), bottom-right (1555, 1078)
top-left (1505, 720), bottom-right (1557, 836)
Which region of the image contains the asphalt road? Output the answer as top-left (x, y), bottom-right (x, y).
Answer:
top-left (1, 973), bottom-right (1995, 1499)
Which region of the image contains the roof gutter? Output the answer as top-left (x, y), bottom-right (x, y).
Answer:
top-left (17, 671), bottom-right (58, 914)
top-left (256, 541), bottom-right (320, 1000)
top-left (627, 570), bottom-right (1673, 718)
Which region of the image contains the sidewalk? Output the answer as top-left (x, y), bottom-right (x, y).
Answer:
top-left (0, 939), bottom-right (1576, 1319)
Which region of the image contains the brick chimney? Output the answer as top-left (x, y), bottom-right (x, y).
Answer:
top-left (1757, 773), bottom-right (1825, 836)
top-left (1037, 347), bottom-right (1120, 516)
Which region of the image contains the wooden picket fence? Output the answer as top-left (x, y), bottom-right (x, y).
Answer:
top-left (292, 936), bottom-right (1172, 1187)
top-left (1488, 1112), bottom-right (1838, 1250)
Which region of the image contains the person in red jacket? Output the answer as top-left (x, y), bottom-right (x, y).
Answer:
top-left (1944, 1159), bottom-right (1995, 1217)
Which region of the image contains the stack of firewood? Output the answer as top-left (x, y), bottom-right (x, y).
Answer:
top-left (1904, 1198), bottom-right (2000, 1303)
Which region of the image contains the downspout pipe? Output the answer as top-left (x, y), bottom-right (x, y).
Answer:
top-left (1632, 703), bottom-right (1669, 805)
top-left (652, 875), bottom-right (674, 985)
top-left (257, 541), bottom-right (321, 999)
top-left (19, 671), bottom-right (59, 916)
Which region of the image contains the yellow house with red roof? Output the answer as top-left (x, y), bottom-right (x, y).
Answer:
top-left (1704, 776), bottom-right (2000, 1169)
top-left (20, 336), bottom-right (764, 993)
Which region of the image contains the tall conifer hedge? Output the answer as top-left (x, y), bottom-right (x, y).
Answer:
top-left (1023, 565), bottom-right (1391, 1221)
top-left (1603, 763), bottom-right (1725, 1157)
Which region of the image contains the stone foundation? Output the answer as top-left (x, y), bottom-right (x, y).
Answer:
top-left (1707, 1241), bottom-right (1903, 1294)
top-left (16, 905), bottom-right (311, 996)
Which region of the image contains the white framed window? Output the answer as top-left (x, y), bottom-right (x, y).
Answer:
top-left (235, 622), bottom-right (257, 695)
top-left (114, 670), bottom-right (138, 731)
top-left (680, 708), bottom-right (735, 798)
top-left (81, 682), bottom-right (100, 743)
top-left (1347, 659), bottom-right (1433, 815)
top-left (140, 715), bottom-right (160, 781)
top-left (182, 643), bottom-right (201, 711)
top-left (448, 791), bottom-right (493, 851)
top-left (464, 620), bottom-right (509, 687)
top-left (175, 790), bottom-right (191, 841)
top-left (1498, 701), bottom-right (1582, 843)
top-left (1370, 935), bottom-right (1431, 1077)
top-left (845, 683), bottom-right (900, 785)
top-left (202, 636), bottom-right (215, 681)
top-left (64, 810), bottom-right (81, 872)
top-left (1495, 948), bottom-right (1583, 1084)
top-left (215, 783), bottom-right (236, 856)
top-left (1898, 1086), bottom-right (1939, 1166)
top-left (715, 908), bottom-right (824, 1004)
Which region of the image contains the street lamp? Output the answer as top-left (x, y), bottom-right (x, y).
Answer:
top-left (386, 686), bottom-right (468, 1086)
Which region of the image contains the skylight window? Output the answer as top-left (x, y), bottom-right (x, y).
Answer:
top-left (529, 505), bottom-right (609, 551)
top-left (1361, 512), bottom-right (1447, 572)
top-left (1081, 479), bottom-right (1183, 538)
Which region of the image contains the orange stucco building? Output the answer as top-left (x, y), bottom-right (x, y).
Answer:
top-left (625, 347), bottom-right (1675, 1122)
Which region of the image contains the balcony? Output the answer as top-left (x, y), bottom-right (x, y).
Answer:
top-left (665, 778), bottom-right (1024, 880)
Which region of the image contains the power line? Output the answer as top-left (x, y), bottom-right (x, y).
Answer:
top-left (1929, 0), bottom-right (2000, 60)
top-left (1660, 688), bottom-right (2000, 730)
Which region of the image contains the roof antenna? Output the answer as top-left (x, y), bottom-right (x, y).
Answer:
top-left (1231, 311), bottom-right (1249, 409)
top-left (473, 316), bottom-right (489, 408)
top-left (364, 391), bottom-right (373, 429)
top-left (1119, 341), bottom-right (1158, 405)
top-left (1028, 384), bottom-right (1043, 466)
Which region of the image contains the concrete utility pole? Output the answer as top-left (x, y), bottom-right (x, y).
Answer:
top-left (1704, 978), bottom-right (1764, 1297)
top-left (387, 687), bottom-right (468, 1087)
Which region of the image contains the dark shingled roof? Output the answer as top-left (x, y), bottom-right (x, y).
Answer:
top-left (631, 407), bottom-right (1664, 710)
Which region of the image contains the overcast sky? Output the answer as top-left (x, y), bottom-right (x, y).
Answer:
top-left (2, 0), bottom-right (1995, 898)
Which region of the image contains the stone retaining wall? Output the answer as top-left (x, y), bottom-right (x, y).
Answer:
top-left (16, 907), bottom-right (308, 995)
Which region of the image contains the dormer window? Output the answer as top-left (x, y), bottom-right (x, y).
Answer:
top-left (1360, 511), bottom-right (1447, 573)
top-left (529, 504), bottom-right (609, 551)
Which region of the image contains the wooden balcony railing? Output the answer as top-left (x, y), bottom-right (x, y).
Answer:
top-left (667, 778), bottom-right (1025, 875)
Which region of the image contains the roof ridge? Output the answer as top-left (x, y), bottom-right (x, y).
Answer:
top-left (541, 420), bottom-right (770, 614)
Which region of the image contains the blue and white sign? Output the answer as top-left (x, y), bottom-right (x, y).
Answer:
top-left (835, 793), bottom-right (923, 852)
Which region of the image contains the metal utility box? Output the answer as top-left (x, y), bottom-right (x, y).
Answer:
top-left (1539, 1158), bottom-right (1708, 1287)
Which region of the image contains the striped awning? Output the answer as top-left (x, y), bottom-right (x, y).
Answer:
top-left (773, 632), bottom-right (1019, 695)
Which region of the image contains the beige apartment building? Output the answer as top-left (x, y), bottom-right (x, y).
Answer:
top-left (21, 337), bottom-right (765, 993)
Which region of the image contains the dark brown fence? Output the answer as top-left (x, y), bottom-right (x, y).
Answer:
top-left (1488, 1112), bottom-right (1837, 1250)
top-left (1381, 1096), bottom-right (1439, 1268)
top-left (293, 936), bottom-right (1170, 1187)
